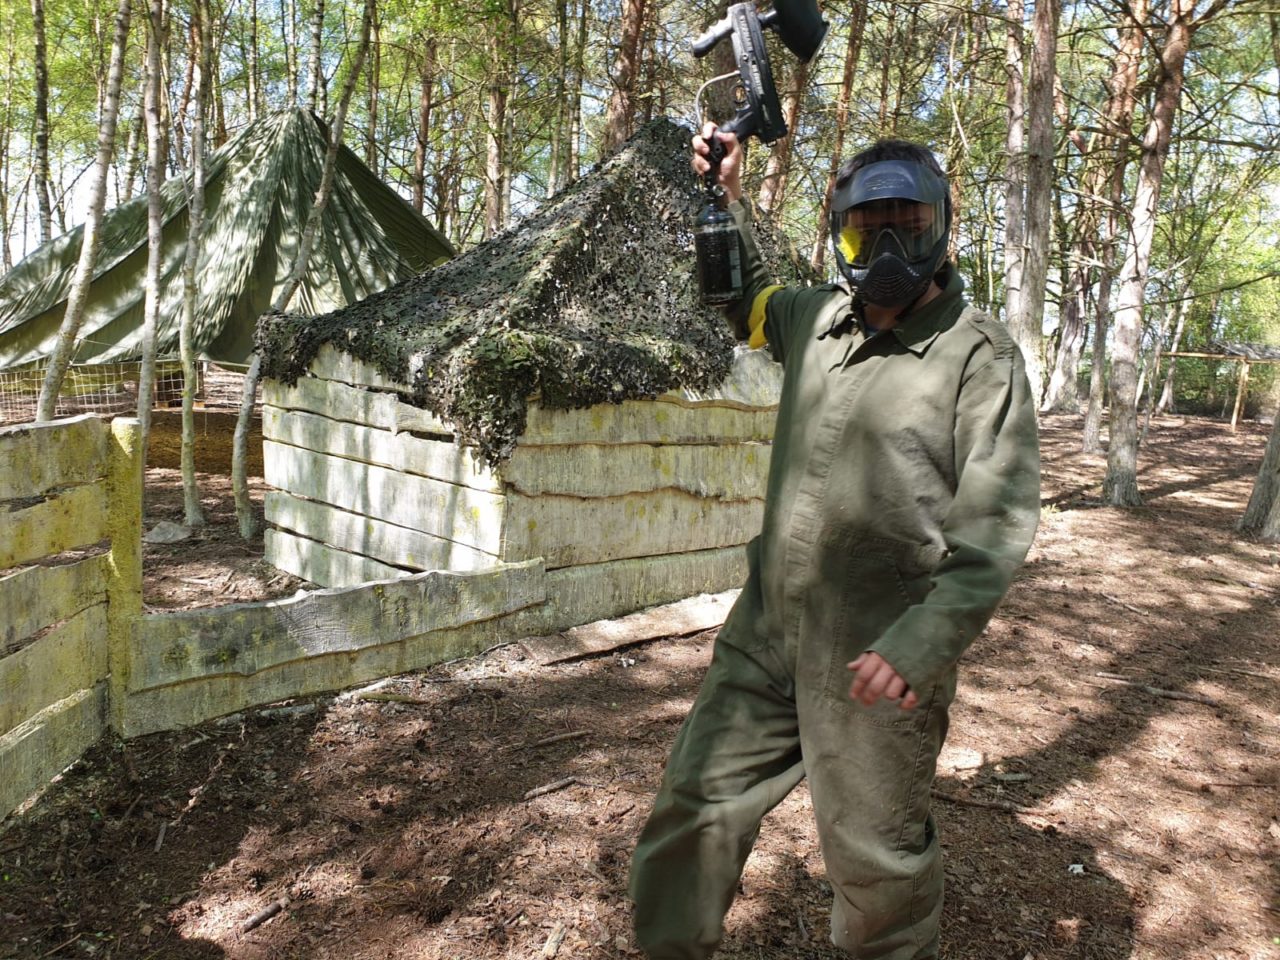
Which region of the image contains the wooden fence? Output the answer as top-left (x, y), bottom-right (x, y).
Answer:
top-left (0, 416), bottom-right (141, 819)
top-left (3, 414), bottom-right (753, 814)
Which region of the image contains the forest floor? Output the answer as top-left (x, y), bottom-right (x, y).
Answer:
top-left (1, 412), bottom-right (1278, 960)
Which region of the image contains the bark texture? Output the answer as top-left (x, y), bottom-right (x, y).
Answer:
top-left (1104, 0), bottom-right (1196, 506)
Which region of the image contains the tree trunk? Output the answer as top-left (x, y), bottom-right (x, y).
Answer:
top-left (33, 0), bottom-right (132, 421)
top-left (180, 0), bottom-right (212, 527)
top-left (173, 22), bottom-right (195, 171)
top-left (307, 0), bottom-right (325, 114)
top-left (602, 0), bottom-right (646, 155)
top-left (1003, 0), bottom-right (1026, 340)
top-left (1156, 291), bottom-right (1192, 413)
top-left (1104, 0), bottom-right (1196, 506)
top-left (1081, 0), bottom-right (1146, 450)
top-left (137, 0), bottom-right (166, 446)
top-left (413, 38), bottom-right (436, 214)
top-left (547, 0), bottom-right (568, 198)
top-left (1240, 406), bottom-right (1280, 540)
top-left (30, 0), bottom-right (52, 245)
top-left (234, 0), bottom-right (375, 537)
top-left (757, 60), bottom-right (810, 217)
top-left (246, 0), bottom-right (261, 120)
top-left (1018, 0), bottom-right (1058, 404)
top-left (0, 7), bottom-right (15, 272)
top-left (285, 0), bottom-right (299, 105)
top-left (483, 3), bottom-right (515, 240)
top-left (365, 1), bottom-right (380, 170)
top-left (568, 0), bottom-right (588, 186)
top-left (811, 3), bottom-right (867, 270)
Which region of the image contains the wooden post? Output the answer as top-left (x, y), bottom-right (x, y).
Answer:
top-left (1231, 361), bottom-right (1250, 433)
top-left (106, 417), bottom-right (143, 730)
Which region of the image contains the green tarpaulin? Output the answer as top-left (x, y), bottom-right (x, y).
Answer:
top-left (0, 109), bottom-right (454, 369)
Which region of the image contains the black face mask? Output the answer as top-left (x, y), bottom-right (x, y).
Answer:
top-left (852, 227), bottom-right (941, 310)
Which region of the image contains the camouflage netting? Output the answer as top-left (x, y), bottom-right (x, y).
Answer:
top-left (257, 117), bottom-right (818, 465)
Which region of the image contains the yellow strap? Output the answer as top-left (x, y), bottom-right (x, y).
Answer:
top-left (747, 285), bottom-right (783, 349)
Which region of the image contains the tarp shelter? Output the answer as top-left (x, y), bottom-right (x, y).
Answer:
top-left (0, 109), bottom-right (454, 369)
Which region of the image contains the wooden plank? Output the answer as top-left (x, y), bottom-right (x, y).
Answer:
top-left (525, 589), bottom-right (738, 664)
top-left (502, 441), bottom-right (770, 499)
top-left (500, 488), bottom-right (762, 568)
top-left (105, 417), bottom-right (143, 733)
top-left (659, 345), bottom-right (783, 410)
top-left (0, 483), bottom-right (109, 569)
top-left (308, 342), bottom-right (413, 393)
top-left (266, 492), bottom-right (499, 576)
top-left (0, 415), bottom-right (108, 500)
top-left (120, 547), bottom-right (744, 737)
top-left (130, 557), bottom-right (546, 690)
top-left (262, 406), bottom-right (500, 492)
top-left (264, 440), bottom-right (506, 551)
top-left (520, 400), bottom-right (777, 447)
top-left (0, 685), bottom-right (107, 821)
top-left (0, 604), bottom-right (108, 737)
top-left (263, 375), bottom-right (452, 436)
top-left (0, 555), bottom-right (110, 655)
top-left (265, 528), bottom-right (405, 587)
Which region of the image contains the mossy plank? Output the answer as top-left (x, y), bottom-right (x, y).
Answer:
top-left (519, 399), bottom-right (777, 446)
top-left (131, 557), bottom-right (545, 689)
top-left (262, 406), bottom-right (500, 492)
top-left (510, 545), bottom-right (748, 635)
top-left (0, 685), bottom-right (107, 821)
top-left (0, 415), bottom-right (108, 500)
top-left (0, 604), bottom-right (108, 737)
top-left (500, 488), bottom-right (762, 568)
top-left (0, 483), bottom-right (109, 569)
top-left (263, 375), bottom-right (452, 436)
top-left (266, 492), bottom-right (499, 576)
top-left (263, 440), bottom-right (506, 550)
top-left (119, 548), bottom-right (742, 736)
top-left (265, 528), bottom-right (409, 587)
top-left (0, 555), bottom-right (109, 655)
top-left (502, 441), bottom-right (770, 499)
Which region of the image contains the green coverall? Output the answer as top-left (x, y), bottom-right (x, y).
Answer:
top-left (629, 200), bottom-right (1041, 960)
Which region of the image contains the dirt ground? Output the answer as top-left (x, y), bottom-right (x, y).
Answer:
top-left (2, 413), bottom-right (1278, 960)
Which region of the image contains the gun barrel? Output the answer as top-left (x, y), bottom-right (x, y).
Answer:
top-left (691, 15), bottom-right (732, 57)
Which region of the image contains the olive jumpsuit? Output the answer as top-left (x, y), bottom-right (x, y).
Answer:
top-left (629, 200), bottom-right (1041, 960)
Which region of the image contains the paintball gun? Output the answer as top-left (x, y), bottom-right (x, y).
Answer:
top-left (692, 0), bottom-right (828, 304)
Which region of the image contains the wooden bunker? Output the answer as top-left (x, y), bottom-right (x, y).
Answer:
top-left (256, 118), bottom-right (810, 633)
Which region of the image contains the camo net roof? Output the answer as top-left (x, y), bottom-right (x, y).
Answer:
top-left (257, 117), bottom-right (817, 465)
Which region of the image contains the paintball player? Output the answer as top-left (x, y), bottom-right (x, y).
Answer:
top-left (628, 129), bottom-right (1041, 959)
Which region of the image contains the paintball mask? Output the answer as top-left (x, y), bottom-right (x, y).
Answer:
top-left (829, 159), bottom-right (951, 310)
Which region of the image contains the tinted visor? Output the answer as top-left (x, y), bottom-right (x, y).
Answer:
top-left (837, 199), bottom-right (946, 268)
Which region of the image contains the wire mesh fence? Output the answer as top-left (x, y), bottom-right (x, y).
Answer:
top-left (0, 359), bottom-right (257, 425)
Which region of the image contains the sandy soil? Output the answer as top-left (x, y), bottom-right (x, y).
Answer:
top-left (1, 413), bottom-right (1278, 960)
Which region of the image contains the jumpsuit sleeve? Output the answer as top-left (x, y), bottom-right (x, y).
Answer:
top-left (867, 341), bottom-right (1042, 694)
top-left (721, 199), bottom-right (811, 365)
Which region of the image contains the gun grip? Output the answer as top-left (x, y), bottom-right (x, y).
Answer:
top-left (704, 130), bottom-right (727, 192)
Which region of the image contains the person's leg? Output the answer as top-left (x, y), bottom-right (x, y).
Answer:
top-left (799, 668), bottom-right (956, 960)
top-left (630, 638), bottom-right (804, 960)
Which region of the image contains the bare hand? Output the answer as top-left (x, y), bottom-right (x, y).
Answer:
top-left (691, 123), bottom-right (743, 204)
top-left (847, 652), bottom-right (919, 710)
